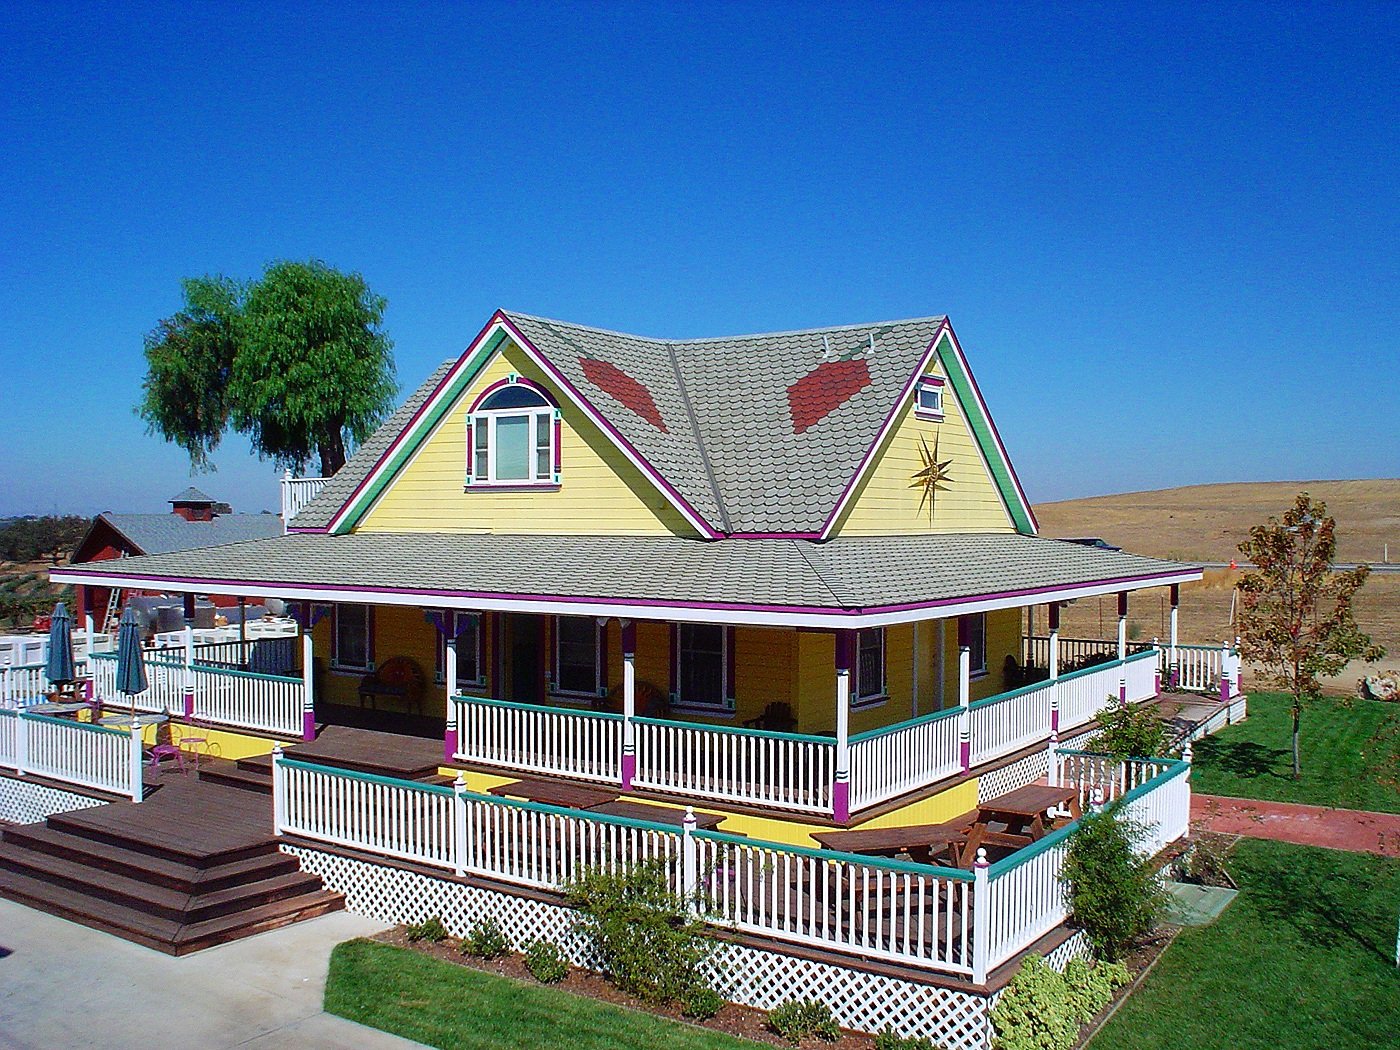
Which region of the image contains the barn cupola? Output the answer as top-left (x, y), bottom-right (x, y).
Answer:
top-left (169, 487), bottom-right (217, 522)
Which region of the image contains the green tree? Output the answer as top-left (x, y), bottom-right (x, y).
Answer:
top-left (137, 260), bottom-right (396, 477)
top-left (1236, 493), bottom-right (1384, 779)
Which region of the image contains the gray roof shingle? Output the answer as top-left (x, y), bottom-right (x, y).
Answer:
top-left (57, 532), bottom-right (1198, 615)
top-left (98, 512), bottom-right (283, 556)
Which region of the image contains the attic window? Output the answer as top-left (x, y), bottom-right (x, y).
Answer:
top-left (914, 375), bottom-right (945, 421)
top-left (467, 381), bottom-right (561, 487)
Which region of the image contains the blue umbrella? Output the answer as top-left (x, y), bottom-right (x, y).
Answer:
top-left (45, 602), bottom-right (76, 688)
top-left (114, 605), bottom-right (148, 714)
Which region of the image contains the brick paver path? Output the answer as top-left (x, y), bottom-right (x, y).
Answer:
top-left (1192, 794), bottom-right (1400, 856)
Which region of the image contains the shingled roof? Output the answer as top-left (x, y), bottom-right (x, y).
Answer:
top-left (291, 311), bottom-right (1008, 537)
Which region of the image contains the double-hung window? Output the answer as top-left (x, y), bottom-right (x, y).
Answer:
top-left (333, 603), bottom-right (372, 671)
top-left (914, 375), bottom-right (946, 420)
top-left (961, 613), bottom-right (987, 676)
top-left (675, 623), bottom-right (729, 710)
top-left (854, 627), bottom-right (885, 703)
top-left (468, 382), bottom-right (558, 486)
top-left (554, 616), bottom-right (603, 696)
top-left (436, 611), bottom-right (483, 689)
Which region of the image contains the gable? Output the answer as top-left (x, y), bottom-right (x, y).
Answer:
top-left (827, 334), bottom-right (1028, 537)
top-left (355, 338), bottom-right (699, 536)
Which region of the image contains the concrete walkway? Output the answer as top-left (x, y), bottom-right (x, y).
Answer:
top-left (0, 901), bottom-right (426, 1050)
top-left (1192, 794), bottom-right (1400, 857)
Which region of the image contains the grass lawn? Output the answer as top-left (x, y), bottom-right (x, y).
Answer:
top-left (324, 938), bottom-right (765, 1050)
top-left (1190, 691), bottom-right (1400, 813)
top-left (1090, 839), bottom-right (1400, 1049)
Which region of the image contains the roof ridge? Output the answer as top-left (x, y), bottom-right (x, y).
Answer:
top-left (502, 309), bottom-right (949, 347)
top-left (662, 341), bottom-right (731, 533)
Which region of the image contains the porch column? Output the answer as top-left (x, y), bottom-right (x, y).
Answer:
top-left (621, 620), bottom-right (636, 790)
top-left (1047, 604), bottom-right (1060, 733)
top-left (238, 596), bottom-right (248, 669)
top-left (83, 614), bottom-right (96, 703)
top-left (958, 645), bottom-right (971, 774)
top-left (301, 631), bottom-right (315, 741)
top-left (1168, 584), bottom-right (1180, 688)
top-left (443, 636), bottom-right (458, 761)
top-left (1117, 591), bottom-right (1129, 702)
top-left (1219, 641), bottom-right (1232, 703)
top-left (75, 584), bottom-right (88, 628)
top-left (833, 630), bottom-right (854, 822)
top-left (183, 625), bottom-right (195, 720)
top-left (183, 592), bottom-right (195, 625)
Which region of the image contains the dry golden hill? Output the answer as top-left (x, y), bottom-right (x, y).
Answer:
top-left (1033, 479), bottom-right (1400, 564)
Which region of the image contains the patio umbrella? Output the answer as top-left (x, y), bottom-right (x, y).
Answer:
top-left (45, 602), bottom-right (76, 689)
top-left (114, 605), bottom-right (148, 717)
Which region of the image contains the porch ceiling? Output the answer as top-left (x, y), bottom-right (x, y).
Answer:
top-left (52, 532), bottom-right (1201, 628)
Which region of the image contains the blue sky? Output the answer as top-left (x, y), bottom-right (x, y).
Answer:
top-left (2, 2), bottom-right (1396, 518)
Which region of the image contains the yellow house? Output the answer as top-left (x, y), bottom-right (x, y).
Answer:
top-left (58, 310), bottom-right (1200, 836)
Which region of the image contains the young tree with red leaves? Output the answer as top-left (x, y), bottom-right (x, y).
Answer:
top-left (1235, 494), bottom-right (1384, 779)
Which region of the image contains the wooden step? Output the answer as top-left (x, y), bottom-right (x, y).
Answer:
top-left (198, 759), bottom-right (274, 794)
top-left (0, 822), bottom-right (296, 893)
top-left (46, 804), bottom-right (275, 868)
top-left (172, 888), bottom-right (344, 954)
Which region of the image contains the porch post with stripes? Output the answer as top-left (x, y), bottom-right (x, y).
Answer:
top-left (301, 631), bottom-right (316, 741)
top-left (183, 625), bottom-right (195, 720)
top-left (620, 620), bottom-right (636, 789)
top-left (833, 629), bottom-right (854, 822)
top-left (1117, 591), bottom-right (1129, 701)
top-left (1168, 584), bottom-right (1180, 688)
top-left (1047, 603), bottom-right (1060, 732)
top-left (444, 636), bottom-right (458, 761)
top-left (957, 645), bottom-right (971, 773)
top-left (1219, 641), bottom-right (1232, 703)
top-left (84, 614), bottom-right (96, 702)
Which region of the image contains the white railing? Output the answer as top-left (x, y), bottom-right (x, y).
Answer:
top-left (969, 678), bottom-right (1056, 767)
top-left (1026, 635), bottom-right (1242, 699)
top-left (632, 717), bottom-right (835, 815)
top-left (0, 709), bottom-right (142, 801)
top-left (849, 707), bottom-right (962, 811)
top-left (1, 658), bottom-right (94, 708)
top-left (453, 696), bottom-right (622, 784)
top-left (1055, 651), bottom-right (1157, 731)
top-left (1022, 636), bottom-right (1154, 668)
top-left (981, 755), bottom-right (1191, 970)
top-left (90, 652), bottom-right (303, 736)
top-left (281, 473), bottom-right (329, 524)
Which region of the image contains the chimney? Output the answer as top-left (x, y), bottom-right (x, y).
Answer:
top-left (169, 487), bottom-right (217, 523)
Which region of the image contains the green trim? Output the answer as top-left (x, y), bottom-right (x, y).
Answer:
top-left (192, 665), bottom-right (301, 684)
top-left (453, 694), bottom-right (622, 721)
top-left (631, 715), bottom-right (832, 745)
top-left (986, 757), bottom-right (1189, 877)
top-left (934, 332), bottom-right (1036, 535)
top-left (15, 709), bottom-right (128, 737)
top-left (332, 329), bottom-right (509, 534)
top-left (694, 828), bottom-right (974, 882)
top-left (965, 649), bottom-right (1156, 713)
top-left (848, 703), bottom-right (961, 744)
top-left (280, 756), bottom-right (454, 795)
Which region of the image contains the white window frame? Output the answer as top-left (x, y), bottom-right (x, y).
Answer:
top-left (854, 627), bottom-right (886, 705)
top-left (331, 603), bottom-right (373, 672)
top-left (466, 382), bottom-right (559, 487)
top-left (914, 375), bottom-right (946, 421)
top-left (674, 622), bottom-right (731, 712)
top-left (552, 615), bottom-right (604, 698)
top-left (437, 610), bottom-right (485, 690)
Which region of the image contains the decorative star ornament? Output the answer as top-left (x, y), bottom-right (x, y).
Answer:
top-left (909, 433), bottom-right (954, 523)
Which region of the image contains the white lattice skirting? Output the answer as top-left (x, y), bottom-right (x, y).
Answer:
top-left (287, 844), bottom-right (1095, 1050)
top-left (0, 773), bottom-right (107, 825)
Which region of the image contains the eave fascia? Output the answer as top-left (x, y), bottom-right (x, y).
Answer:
top-left (49, 566), bottom-right (1202, 631)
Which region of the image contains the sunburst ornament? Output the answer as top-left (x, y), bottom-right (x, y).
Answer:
top-left (909, 433), bottom-right (954, 523)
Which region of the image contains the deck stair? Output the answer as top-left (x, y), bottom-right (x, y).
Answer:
top-left (197, 756), bottom-right (275, 794)
top-left (0, 780), bottom-right (341, 954)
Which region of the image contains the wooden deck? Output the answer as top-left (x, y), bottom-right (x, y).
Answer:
top-left (246, 724), bottom-right (445, 780)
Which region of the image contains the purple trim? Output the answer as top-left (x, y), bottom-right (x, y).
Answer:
top-left (942, 322), bottom-right (1040, 532)
top-left (819, 322), bottom-right (950, 539)
top-left (1169, 666), bottom-right (1180, 689)
top-left (1170, 583), bottom-right (1180, 606)
top-left (184, 689), bottom-right (195, 720)
top-left (468, 374), bottom-right (560, 413)
top-left (1119, 679), bottom-right (1127, 702)
top-left (553, 416), bottom-right (562, 474)
top-left (834, 629), bottom-right (856, 672)
top-left (725, 531), bottom-right (823, 540)
top-left (1050, 707), bottom-right (1059, 733)
top-left (303, 709), bottom-right (316, 741)
top-left (464, 483), bottom-right (562, 493)
top-left (956, 615), bottom-right (970, 648)
top-left (959, 739), bottom-right (971, 774)
top-left (1154, 671), bottom-right (1162, 695)
top-left (60, 567), bottom-right (1198, 619)
top-left (465, 417), bottom-right (475, 477)
top-left (1117, 592), bottom-right (1129, 617)
top-left (597, 618), bottom-right (609, 694)
top-left (724, 625), bottom-right (736, 705)
top-left (1219, 675), bottom-right (1230, 703)
top-left (621, 620), bottom-right (637, 655)
top-left (621, 752), bottom-right (635, 790)
top-left (497, 316), bottom-right (721, 539)
top-left (832, 780), bottom-right (850, 823)
top-left (669, 623), bottom-right (678, 696)
top-left (287, 526), bottom-right (329, 534)
top-left (444, 726), bottom-right (458, 762)
top-left (1048, 604), bottom-right (1060, 631)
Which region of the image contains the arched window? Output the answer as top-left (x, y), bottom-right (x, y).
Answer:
top-left (467, 380), bottom-right (560, 486)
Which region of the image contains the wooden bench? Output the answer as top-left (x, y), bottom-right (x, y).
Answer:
top-left (357, 656), bottom-right (426, 713)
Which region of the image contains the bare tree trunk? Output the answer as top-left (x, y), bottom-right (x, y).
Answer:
top-left (1292, 697), bottom-right (1302, 779)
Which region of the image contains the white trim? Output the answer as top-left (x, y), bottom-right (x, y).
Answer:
top-left (551, 614), bottom-right (604, 698)
top-left (50, 568), bottom-right (1204, 631)
top-left (467, 388), bottom-right (556, 487)
top-left (673, 621), bottom-right (730, 711)
top-left (854, 626), bottom-right (885, 702)
top-left (913, 375), bottom-right (946, 421)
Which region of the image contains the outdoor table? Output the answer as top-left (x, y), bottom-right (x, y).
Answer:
top-left (98, 712), bottom-right (169, 729)
top-left (25, 701), bottom-right (88, 718)
top-left (487, 776), bottom-right (619, 811)
top-left (959, 783), bottom-right (1081, 863)
top-left (587, 798), bottom-right (725, 829)
top-left (813, 818), bottom-right (975, 866)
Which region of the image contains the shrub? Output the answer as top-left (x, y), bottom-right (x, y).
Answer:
top-left (1062, 957), bottom-right (1130, 1024)
top-left (523, 939), bottom-right (569, 983)
top-left (1061, 806), bottom-right (1168, 961)
top-left (1091, 697), bottom-right (1167, 761)
top-left (1173, 834), bottom-right (1235, 888)
top-left (460, 917), bottom-right (510, 959)
top-left (404, 915), bottom-right (448, 943)
top-left (990, 955), bottom-right (1078, 1050)
top-left (565, 861), bottom-right (715, 1004)
top-left (680, 985), bottom-right (725, 1020)
top-left (767, 998), bottom-right (840, 1044)
top-left (875, 1027), bottom-right (944, 1049)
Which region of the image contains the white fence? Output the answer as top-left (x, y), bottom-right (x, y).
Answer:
top-left (1025, 635), bottom-right (1241, 698)
top-left (1022, 636), bottom-right (1155, 668)
top-left (0, 709), bottom-right (142, 801)
top-left (1, 658), bottom-right (96, 707)
top-left (632, 717), bottom-right (835, 815)
top-left (281, 474), bottom-right (329, 524)
top-left (274, 749), bottom-right (1191, 982)
top-left (969, 678), bottom-right (1056, 767)
top-left (848, 707), bottom-right (962, 811)
top-left (453, 696), bottom-right (622, 785)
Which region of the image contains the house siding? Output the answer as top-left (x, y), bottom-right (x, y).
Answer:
top-left (357, 341), bottom-right (697, 536)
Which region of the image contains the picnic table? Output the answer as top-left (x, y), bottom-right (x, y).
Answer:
top-left (487, 776), bottom-right (619, 811)
top-left (812, 817), bottom-right (975, 866)
top-left (959, 783), bottom-right (1081, 863)
top-left (587, 799), bottom-right (725, 829)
